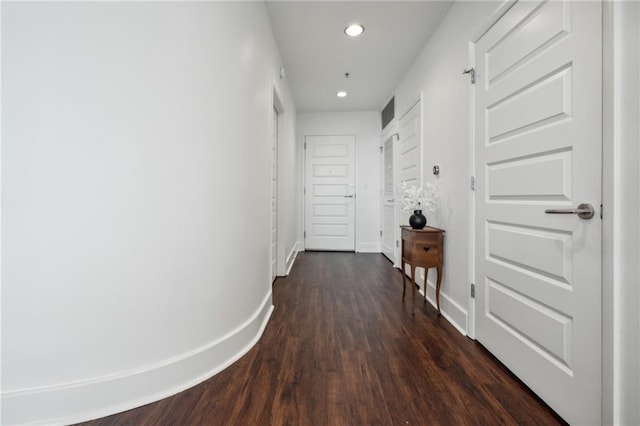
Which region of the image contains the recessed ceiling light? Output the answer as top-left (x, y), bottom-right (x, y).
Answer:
top-left (344, 24), bottom-right (364, 37)
top-left (336, 91), bottom-right (348, 98)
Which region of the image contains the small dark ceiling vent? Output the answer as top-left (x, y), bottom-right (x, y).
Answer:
top-left (381, 97), bottom-right (394, 130)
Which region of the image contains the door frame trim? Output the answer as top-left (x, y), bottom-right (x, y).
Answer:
top-left (601, 1), bottom-right (640, 423)
top-left (466, 39), bottom-right (477, 339)
top-left (380, 120), bottom-right (400, 266)
top-left (272, 85), bottom-right (285, 277)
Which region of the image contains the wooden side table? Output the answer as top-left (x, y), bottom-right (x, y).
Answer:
top-left (400, 226), bottom-right (445, 312)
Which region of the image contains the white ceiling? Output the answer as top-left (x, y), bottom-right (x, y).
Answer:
top-left (265, 1), bottom-right (454, 112)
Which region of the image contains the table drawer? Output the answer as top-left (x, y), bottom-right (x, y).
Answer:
top-left (409, 241), bottom-right (440, 263)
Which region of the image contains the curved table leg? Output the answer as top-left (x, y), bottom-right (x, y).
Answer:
top-left (411, 265), bottom-right (416, 308)
top-left (435, 265), bottom-right (443, 314)
top-left (423, 268), bottom-right (428, 304)
top-left (401, 260), bottom-right (406, 301)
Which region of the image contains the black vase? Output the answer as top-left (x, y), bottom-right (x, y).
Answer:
top-left (409, 210), bottom-right (427, 229)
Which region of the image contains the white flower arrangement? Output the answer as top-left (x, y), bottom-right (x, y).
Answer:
top-left (398, 180), bottom-right (440, 218)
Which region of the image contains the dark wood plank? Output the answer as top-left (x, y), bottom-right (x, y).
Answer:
top-left (79, 252), bottom-right (566, 426)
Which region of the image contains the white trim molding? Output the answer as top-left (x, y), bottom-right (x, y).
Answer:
top-left (356, 242), bottom-right (381, 253)
top-left (602, 1), bottom-right (640, 424)
top-left (417, 271), bottom-right (468, 336)
top-left (1, 293), bottom-right (274, 426)
top-left (284, 246), bottom-right (298, 276)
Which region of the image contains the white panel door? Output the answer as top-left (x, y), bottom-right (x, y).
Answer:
top-left (305, 135), bottom-right (356, 251)
top-left (399, 102), bottom-right (421, 277)
top-left (271, 107), bottom-right (278, 283)
top-left (381, 133), bottom-right (397, 263)
top-left (473, 1), bottom-right (602, 424)
top-left (398, 101), bottom-right (421, 227)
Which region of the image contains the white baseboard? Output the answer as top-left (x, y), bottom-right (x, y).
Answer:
top-left (284, 246), bottom-right (298, 276)
top-left (356, 242), bottom-right (381, 253)
top-left (416, 272), bottom-right (468, 336)
top-left (1, 293), bottom-right (274, 426)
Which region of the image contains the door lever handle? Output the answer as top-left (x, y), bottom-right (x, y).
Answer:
top-left (344, 195), bottom-right (354, 198)
top-left (545, 203), bottom-right (594, 220)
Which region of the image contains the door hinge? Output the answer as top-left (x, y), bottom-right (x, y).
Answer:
top-left (463, 67), bottom-right (476, 84)
top-left (600, 203), bottom-right (603, 219)
top-left (304, 231), bottom-right (306, 238)
top-left (380, 146), bottom-right (384, 153)
top-left (470, 176), bottom-right (476, 191)
top-left (303, 186), bottom-right (306, 195)
top-left (396, 240), bottom-right (399, 248)
top-left (380, 230), bottom-right (383, 237)
top-left (304, 142), bottom-right (306, 149)
top-left (470, 283), bottom-right (476, 299)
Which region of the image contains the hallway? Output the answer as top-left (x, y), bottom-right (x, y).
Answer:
top-left (82, 252), bottom-right (564, 425)
top-left (3, 1), bottom-right (639, 423)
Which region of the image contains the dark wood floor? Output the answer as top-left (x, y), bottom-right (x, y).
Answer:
top-left (80, 252), bottom-right (566, 425)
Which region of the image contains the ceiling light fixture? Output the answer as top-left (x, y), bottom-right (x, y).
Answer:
top-left (344, 24), bottom-right (364, 37)
top-left (336, 91), bottom-right (348, 98)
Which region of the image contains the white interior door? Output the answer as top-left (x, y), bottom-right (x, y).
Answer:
top-left (304, 135), bottom-right (356, 251)
top-left (381, 132), bottom-right (397, 263)
top-left (271, 107), bottom-right (278, 283)
top-left (473, 1), bottom-right (602, 424)
top-left (398, 102), bottom-right (421, 277)
top-left (398, 101), bottom-right (421, 227)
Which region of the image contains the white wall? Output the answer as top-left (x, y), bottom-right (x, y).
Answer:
top-left (393, 1), bottom-right (500, 331)
top-left (1, 2), bottom-right (296, 424)
top-left (296, 112), bottom-right (381, 253)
